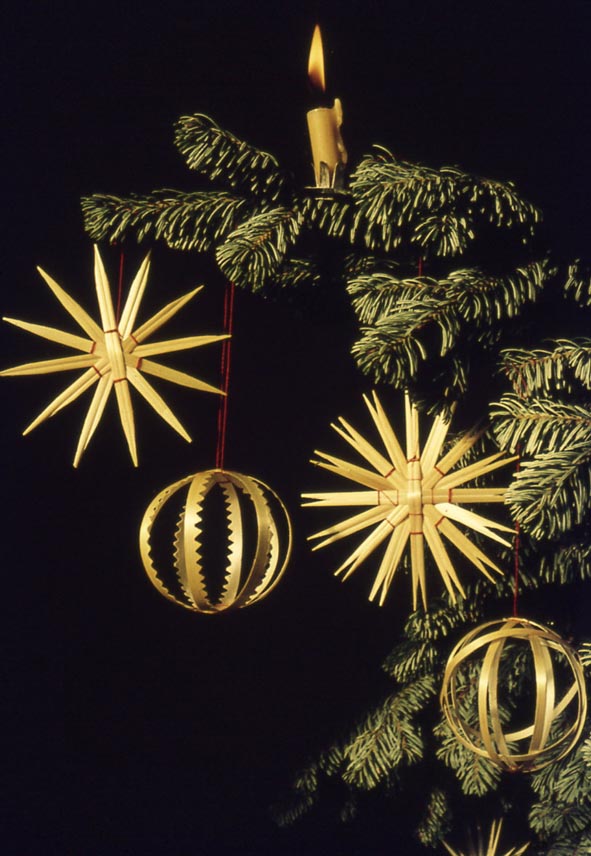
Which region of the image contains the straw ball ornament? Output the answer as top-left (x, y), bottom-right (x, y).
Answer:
top-left (139, 469), bottom-right (292, 614)
top-left (303, 391), bottom-right (515, 610)
top-left (440, 617), bottom-right (587, 772)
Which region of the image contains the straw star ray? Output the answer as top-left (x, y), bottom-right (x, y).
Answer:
top-left (1, 245), bottom-right (229, 466)
top-left (303, 392), bottom-right (516, 609)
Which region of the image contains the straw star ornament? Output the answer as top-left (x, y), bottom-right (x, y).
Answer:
top-left (304, 392), bottom-right (516, 609)
top-left (442, 818), bottom-right (529, 856)
top-left (1, 246), bottom-right (229, 466)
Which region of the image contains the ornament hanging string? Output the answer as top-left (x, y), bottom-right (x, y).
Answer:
top-left (513, 446), bottom-right (521, 617)
top-left (215, 282), bottom-right (236, 470)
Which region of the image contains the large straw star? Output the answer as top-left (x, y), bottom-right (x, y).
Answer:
top-left (1, 246), bottom-right (228, 466)
top-left (303, 392), bottom-right (516, 609)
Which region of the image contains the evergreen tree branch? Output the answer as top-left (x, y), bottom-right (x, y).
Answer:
top-left (529, 799), bottom-right (591, 838)
top-left (402, 597), bottom-right (474, 642)
top-left (491, 395), bottom-right (591, 455)
top-left (381, 638), bottom-right (439, 683)
top-left (272, 256), bottom-right (322, 290)
top-left (341, 676), bottom-right (436, 788)
top-left (434, 718), bottom-right (502, 796)
top-left (174, 113), bottom-right (288, 200)
top-left (348, 262), bottom-right (547, 327)
top-left (542, 830), bottom-right (591, 856)
top-left (530, 733), bottom-right (591, 805)
top-left (564, 260), bottom-right (591, 307)
top-left (536, 542), bottom-right (591, 586)
top-left (350, 262), bottom-right (548, 389)
top-left (81, 189), bottom-right (251, 250)
top-left (500, 340), bottom-right (591, 397)
top-left (215, 206), bottom-right (305, 290)
top-left (303, 195), bottom-right (354, 240)
top-left (501, 444), bottom-right (591, 539)
top-left (416, 788), bottom-right (452, 847)
top-left (344, 252), bottom-right (403, 279)
top-left (349, 147), bottom-right (541, 254)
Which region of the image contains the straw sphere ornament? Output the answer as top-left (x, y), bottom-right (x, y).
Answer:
top-left (139, 468), bottom-right (292, 613)
top-left (304, 391), bottom-right (515, 609)
top-left (440, 617), bottom-right (587, 772)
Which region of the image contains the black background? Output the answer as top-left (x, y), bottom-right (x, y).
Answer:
top-left (3, 1), bottom-right (590, 853)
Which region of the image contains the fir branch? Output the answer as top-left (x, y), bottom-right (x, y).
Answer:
top-left (350, 262), bottom-right (548, 389)
top-left (381, 638), bottom-right (439, 683)
top-left (81, 189), bottom-right (250, 250)
top-left (347, 272), bottom-right (427, 325)
top-left (530, 736), bottom-right (591, 805)
top-left (350, 151), bottom-right (465, 253)
top-left (502, 443), bottom-right (591, 539)
top-left (415, 353), bottom-right (471, 418)
top-left (536, 542), bottom-right (591, 586)
top-left (416, 788), bottom-right (452, 847)
top-left (403, 598), bottom-right (473, 642)
top-left (564, 260), bottom-right (591, 307)
top-left (543, 830), bottom-right (591, 856)
top-left (174, 114), bottom-right (288, 201)
top-left (472, 174), bottom-right (542, 229)
top-left (466, 536), bottom-right (590, 592)
top-left (411, 212), bottom-right (476, 257)
top-left (319, 744), bottom-right (348, 777)
top-left (434, 718), bottom-right (502, 796)
top-left (529, 800), bottom-right (591, 838)
top-left (351, 308), bottom-right (430, 386)
top-left (273, 789), bottom-right (319, 827)
top-left (491, 395), bottom-right (591, 455)
top-left (341, 677), bottom-right (435, 789)
top-left (273, 257), bottom-right (322, 290)
top-left (273, 749), bottom-right (346, 827)
top-left (303, 195), bottom-right (354, 240)
top-left (349, 147), bottom-right (541, 255)
top-left (215, 206), bottom-right (305, 290)
top-left (344, 252), bottom-right (403, 279)
top-left (500, 340), bottom-right (591, 397)
top-left (348, 263), bottom-right (547, 328)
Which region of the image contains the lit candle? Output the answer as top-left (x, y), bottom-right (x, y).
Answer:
top-left (306, 25), bottom-right (348, 190)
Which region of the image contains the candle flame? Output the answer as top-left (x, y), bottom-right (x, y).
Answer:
top-left (308, 24), bottom-right (325, 92)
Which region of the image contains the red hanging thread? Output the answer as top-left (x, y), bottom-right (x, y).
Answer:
top-left (513, 446), bottom-right (521, 617)
top-left (115, 248), bottom-right (125, 324)
top-left (418, 256), bottom-right (423, 277)
top-left (215, 282), bottom-right (236, 470)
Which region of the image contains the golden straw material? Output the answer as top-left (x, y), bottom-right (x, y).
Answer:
top-left (139, 468), bottom-right (292, 614)
top-left (442, 818), bottom-right (529, 856)
top-left (440, 617), bottom-right (587, 772)
top-left (1, 245), bottom-right (229, 466)
top-left (303, 391), bottom-right (515, 609)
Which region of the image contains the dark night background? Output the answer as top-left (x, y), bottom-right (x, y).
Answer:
top-left (3, 1), bottom-right (590, 853)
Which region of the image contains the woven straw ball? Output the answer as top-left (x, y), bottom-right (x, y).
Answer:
top-left (440, 617), bottom-right (587, 771)
top-left (139, 468), bottom-right (292, 614)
